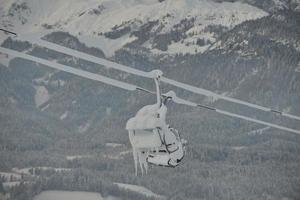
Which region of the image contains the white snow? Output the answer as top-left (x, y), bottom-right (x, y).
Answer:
top-left (104, 150), bottom-right (131, 160)
top-left (152, 41), bottom-right (211, 55)
top-left (103, 154), bottom-right (121, 160)
top-left (105, 143), bottom-right (124, 148)
top-left (247, 127), bottom-right (271, 136)
top-left (0, 0), bottom-right (268, 56)
top-left (114, 183), bottom-right (164, 199)
top-left (33, 190), bottom-right (118, 200)
top-left (78, 34), bottom-right (137, 57)
top-left (59, 111), bottom-right (68, 120)
top-left (0, 172), bottom-right (22, 181)
top-left (12, 167), bottom-right (71, 175)
top-left (78, 122), bottom-right (90, 133)
top-left (34, 85), bottom-right (49, 107)
top-left (3, 181), bottom-right (21, 189)
top-left (119, 150), bottom-right (131, 156)
top-left (126, 104), bottom-right (165, 130)
top-left (272, 0), bottom-right (289, 10)
top-left (232, 146), bottom-right (247, 151)
top-left (126, 103), bottom-right (184, 175)
top-left (66, 155), bottom-right (91, 161)
top-left (126, 104), bottom-right (166, 175)
top-left (40, 103), bottom-right (49, 111)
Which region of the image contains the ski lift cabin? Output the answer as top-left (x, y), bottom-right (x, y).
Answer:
top-left (126, 70), bottom-right (185, 175)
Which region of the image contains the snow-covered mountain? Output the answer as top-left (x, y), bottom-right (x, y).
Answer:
top-left (0, 0), bottom-right (268, 56)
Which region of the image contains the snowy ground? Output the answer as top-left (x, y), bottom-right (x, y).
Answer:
top-left (114, 182), bottom-right (164, 199)
top-left (66, 155), bottom-right (92, 161)
top-left (231, 146), bottom-right (247, 151)
top-left (0, 172), bottom-right (22, 181)
top-left (12, 167), bottom-right (72, 175)
top-left (78, 122), bottom-right (91, 133)
top-left (33, 190), bottom-right (119, 200)
top-left (105, 143), bottom-right (124, 148)
top-left (34, 85), bottom-right (49, 107)
top-left (247, 127), bottom-right (271, 136)
top-left (59, 111), bottom-right (68, 120)
top-left (78, 34), bottom-right (137, 57)
top-left (3, 181), bottom-right (21, 189)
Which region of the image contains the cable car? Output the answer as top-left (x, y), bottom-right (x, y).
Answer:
top-left (126, 70), bottom-right (186, 175)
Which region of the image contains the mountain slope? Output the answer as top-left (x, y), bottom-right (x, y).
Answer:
top-left (0, 0), bottom-right (268, 56)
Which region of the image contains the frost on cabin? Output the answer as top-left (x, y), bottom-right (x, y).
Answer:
top-left (126, 103), bottom-right (185, 175)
